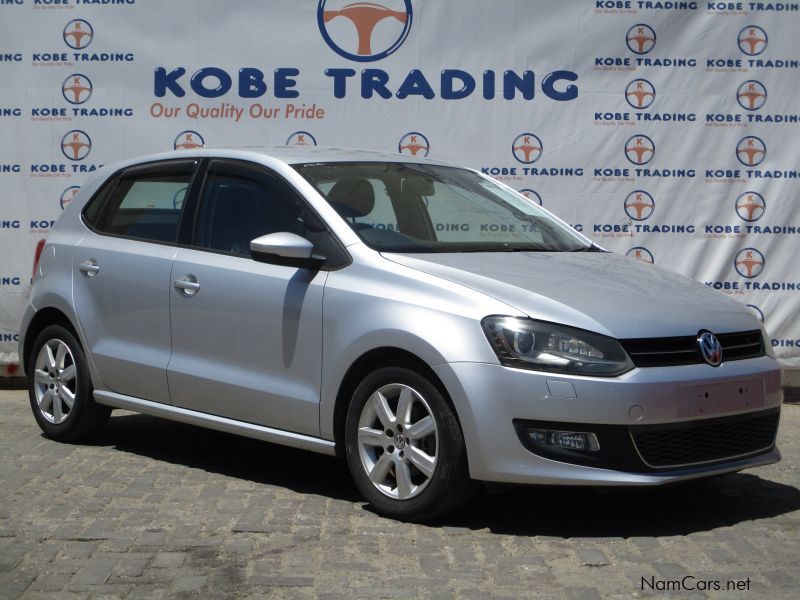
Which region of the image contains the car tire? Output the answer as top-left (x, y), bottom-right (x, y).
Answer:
top-left (27, 324), bottom-right (110, 442)
top-left (344, 366), bottom-right (477, 521)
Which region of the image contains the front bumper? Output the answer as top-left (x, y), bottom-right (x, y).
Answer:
top-left (433, 356), bottom-right (783, 485)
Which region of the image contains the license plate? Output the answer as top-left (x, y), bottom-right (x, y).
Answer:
top-left (676, 378), bottom-right (765, 418)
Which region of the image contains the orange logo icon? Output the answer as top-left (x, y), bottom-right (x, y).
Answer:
top-left (512, 133), bottom-right (543, 164)
top-left (738, 25), bottom-right (767, 56)
top-left (398, 132), bottom-right (429, 157)
top-left (174, 131), bottom-right (205, 150)
top-left (624, 135), bottom-right (655, 165)
top-left (734, 248), bottom-right (765, 278)
top-left (63, 19), bottom-right (93, 50)
top-left (626, 24), bottom-right (656, 54)
top-left (60, 130), bottom-right (91, 161)
top-left (319, 1), bottom-right (412, 62)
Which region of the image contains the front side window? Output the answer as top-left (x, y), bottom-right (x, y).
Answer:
top-left (316, 177), bottom-right (399, 232)
top-left (83, 167), bottom-right (192, 243)
top-left (193, 171), bottom-right (308, 256)
top-left (294, 162), bottom-right (588, 253)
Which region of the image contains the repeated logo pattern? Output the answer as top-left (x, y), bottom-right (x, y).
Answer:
top-left (1, 2), bottom-right (797, 366)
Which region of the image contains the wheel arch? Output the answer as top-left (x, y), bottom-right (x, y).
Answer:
top-left (331, 346), bottom-right (462, 459)
top-left (22, 307), bottom-right (81, 374)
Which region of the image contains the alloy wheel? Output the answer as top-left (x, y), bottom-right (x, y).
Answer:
top-left (356, 383), bottom-right (439, 500)
top-left (33, 339), bottom-right (77, 425)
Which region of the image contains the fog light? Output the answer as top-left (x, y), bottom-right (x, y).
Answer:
top-left (528, 429), bottom-right (600, 452)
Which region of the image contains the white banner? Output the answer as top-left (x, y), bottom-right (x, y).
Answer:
top-left (1, 0), bottom-right (798, 374)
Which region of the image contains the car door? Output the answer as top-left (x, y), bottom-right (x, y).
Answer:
top-left (73, 159), bottom-right (200, 403)
top-left (166, 159), bottom-right (328, 436)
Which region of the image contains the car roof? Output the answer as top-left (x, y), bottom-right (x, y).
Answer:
top-left (78, 146), bottom-right (467, 209)
top-left (217, 145), bottom-right (456, 167)
top-left (99, 146), bottom-right (458, 174)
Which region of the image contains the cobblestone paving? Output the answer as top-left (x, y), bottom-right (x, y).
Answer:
top-left (0, 389), bottom-right (798, 599)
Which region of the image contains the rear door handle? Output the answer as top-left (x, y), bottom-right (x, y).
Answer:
top-left (79, 259), bottom-right (99, 277)
top-left (173, 274), bottom-right (200, 296)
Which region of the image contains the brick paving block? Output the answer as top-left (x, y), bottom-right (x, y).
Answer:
top-left (151, 551), bottom-right (186, 569)
top-left (111, 552), bottom-right (151, 578)
top-left (653, 562), bottom-right (687, 578)
top-left (65, 559), bottom-right (115, 588)
top-left (126, 583), bottom-right (172, 599)
top-left (566, 587), bottom-right (603, 600)
top-left (576, 548), bottom-right (610, 567)
top-left (135, 529), bottom-right (169, 546)
top-left (249, 575), bottom-right (314, 588)
top-left (761, 569), bottom-right (798, 588)
top-left (441, 526), bottom-right (472, 536)
top-left (173, 574), bottom-right (208, 593)
top-left (702, 546), bottom-right (736, 563)
top-left (26, 573), bottom-right (66, 593)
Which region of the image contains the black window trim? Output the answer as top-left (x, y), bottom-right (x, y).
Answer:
top-left (80, 157), bottom-right (352, 271)
top-left (80, 158), bottom-right (203, 248)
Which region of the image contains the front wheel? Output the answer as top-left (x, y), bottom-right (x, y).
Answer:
top-left (344, 367), bottom-right (477, 521)
top-left (28, 324), bottom-right (110, 442)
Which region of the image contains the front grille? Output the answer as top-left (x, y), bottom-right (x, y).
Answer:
top-left (620, 330), bottom-right (764, 367)
top-left (716, 330), bottom-right (765, 361)
top-left (630, 409), bottom-right (779, 469)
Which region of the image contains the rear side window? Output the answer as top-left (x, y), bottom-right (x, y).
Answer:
top-left (83, 165), bottom-right (193, 243)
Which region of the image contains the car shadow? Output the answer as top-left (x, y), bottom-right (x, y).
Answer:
top-left (439, 475), bottom-right (800, 537)
top-left (89, 412), bottom-right (360, 502)
top-left (88, 412), bottom-right (800, 537)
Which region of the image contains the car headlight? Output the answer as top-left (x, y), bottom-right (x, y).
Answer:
top-left (481, 316), bottom-right (634, 377)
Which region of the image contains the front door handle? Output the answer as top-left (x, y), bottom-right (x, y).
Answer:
top-left (173, 274), bottom-right (200, 296)
top-left (79, 259), bottom-right (100, 277)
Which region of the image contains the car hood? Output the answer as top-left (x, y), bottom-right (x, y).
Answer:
top-left (382, 251), bottom-right (760, 339)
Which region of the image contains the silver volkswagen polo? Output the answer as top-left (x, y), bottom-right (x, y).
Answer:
top-left (20, 147), bottom-right (782, 520)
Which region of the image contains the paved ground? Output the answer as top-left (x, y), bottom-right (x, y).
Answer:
top-left (0, 389), bottom-right (798, 599)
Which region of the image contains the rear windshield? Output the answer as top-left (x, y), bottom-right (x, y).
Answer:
top-left (293, 162), bottom-right (588, 253)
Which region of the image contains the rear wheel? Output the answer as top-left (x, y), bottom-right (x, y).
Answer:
top-left (28, 324), bottom-right (110, 442)
top-left (344, 367), bottom-right (477, 521)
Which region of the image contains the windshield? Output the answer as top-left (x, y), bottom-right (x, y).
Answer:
top-left (293, 162), bottom-right (589, 253)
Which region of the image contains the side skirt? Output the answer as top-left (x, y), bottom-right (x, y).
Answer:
top-left (94, 390), bottom-right (337, 456)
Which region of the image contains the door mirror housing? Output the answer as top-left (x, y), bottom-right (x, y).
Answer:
top-left (250, 232), bottom-right (325, 268)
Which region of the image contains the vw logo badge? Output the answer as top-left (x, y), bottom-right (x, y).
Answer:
top-left (697, 331), bottom-right (722, 367)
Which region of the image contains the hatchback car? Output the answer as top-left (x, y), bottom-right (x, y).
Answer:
top-left (20, 147), bottom-right (782, 520)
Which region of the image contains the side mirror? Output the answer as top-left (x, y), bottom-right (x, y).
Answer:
top-left (250, 232), bottom-right (325, 268)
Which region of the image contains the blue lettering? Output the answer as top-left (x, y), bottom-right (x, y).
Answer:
top-left (441, 70), bottom-right (475, 100)
top-left (361, 69), bottom-right (392, 99)
top-left (238, 68), bottom-right (266, 98)
top-left (396, 69), bottom-right (435, 100)
top-left (274, 68), bottom-right (299, 99)
top-left (482, 70), bottom-right (495, 100)
top-left (542, 70), bottom-right (579, 101)
top-left (190, 67), bottom-right (232, 98)
top-left (325, 68), bottom-right (356, 99)
top-left (154, 67), bottom-right (186, 98)
top-left (503, 70), bottom-right (534, 100)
